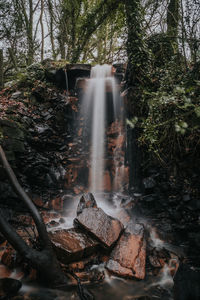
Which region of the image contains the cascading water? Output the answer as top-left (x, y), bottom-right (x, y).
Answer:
top-left (82, 65), bottom-right (123, 193)
top-left (80, 64), bottom-right (125, 193)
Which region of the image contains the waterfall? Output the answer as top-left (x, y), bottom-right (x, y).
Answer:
top-left (81, 64), bottom-right (125, 193)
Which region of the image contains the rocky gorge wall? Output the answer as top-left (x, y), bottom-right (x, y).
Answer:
top-left (0, 62), bottom-right (127, 211)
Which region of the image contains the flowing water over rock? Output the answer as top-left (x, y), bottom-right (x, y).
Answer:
top-left (80, 64), bottom-right (125, 194)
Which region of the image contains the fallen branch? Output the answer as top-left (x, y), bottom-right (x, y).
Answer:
top-left (69, 272), bottom-right (94, 300)
top-left (0, 145), bottom-right (67, 287)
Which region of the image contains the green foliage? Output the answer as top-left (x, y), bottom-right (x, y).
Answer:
top-left (82, 2), bottom-right (126, 64)
top-left (147, 33), bottom-right (175, 67)
top-left (125, 0), bottom-right (151, 88)
top-left (55, 0), bottom-right (123, 63)
top-left (0, 128), bottom-right (3, 144)
top-left (16, 63), bottom-right (45, 88)
top-left (138, 77), bottom-right (200, 162)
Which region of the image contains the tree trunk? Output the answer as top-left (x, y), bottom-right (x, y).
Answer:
top-left (47, 0), bottom-right (56, 59)
top-left (27, 0), bottom-right (34, 65)
top-left (167, 0), bottom-right (180, 52)
top-left (71, 0), bottom-right (121, 63)
top-left (125, 0), bottom-right (150, 87)
top-left (40, 0), bottom-right (44, 61)
top-left (59, 40), bottom-right (66, 60)
top-left (124, 0), bottom-right (150, 193)
top-left (0, 49), bottom-right (3, 89)
top-left (8, 48), bottom-right (18, 72)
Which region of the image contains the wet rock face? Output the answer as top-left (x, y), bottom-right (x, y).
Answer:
top-left (77, 193), bottom-right (97, 215)
top-left (74, 207), bottom-right (124, 248)
top-left (1, 246), bottom-right (17, 269)
top-left (173, 263), bottom-right (200, 300)
top-left (106, 223), bottom-right (146, 279)
top-left (0, 278), bottom-right (22, 297)
top-left (0, 119), bottom-right (25, 162)
top-left (55, 64), bottom-right (91, 90)
top-left (49, 228), bottom-right (99, 264)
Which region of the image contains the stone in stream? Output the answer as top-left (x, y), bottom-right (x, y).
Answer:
top-left (1, 245), bottom-right (17, 269)
top-left (48, 228), bottom-right (99, 264)
top-left (10, 91), bottom-right (23, 99)
top-left (106, 223), bottom-right (146, 279)
top-left (74, 207), bottom-right (124, 248)
top-left (77, 193), bottom-right (97, 215)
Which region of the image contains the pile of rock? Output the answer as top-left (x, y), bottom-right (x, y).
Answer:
top-left (49, 193), bottom-right (146, 280)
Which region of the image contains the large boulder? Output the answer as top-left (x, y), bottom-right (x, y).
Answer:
top-left (74, 207), bottom-right (123, 248)
top-left (49, 228), bottom-right (99, 264)
top-left (173, 263), bottom-right (200, 300)
top-left (106, 223), bottom-right (146, 279)
top-left (77, 193), bottom-right (97, 215)
top-left (0, 278), bottom-right (22, 298)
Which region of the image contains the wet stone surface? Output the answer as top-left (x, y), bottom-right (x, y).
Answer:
top-left (173, 263), bottom-right (200, 300)
top-left (74, 207), bottom-right (124, 248)
top-left (0, 278), bottom-right (22, 297)
top-left (106, 223), bottom-right (146, 279)
top-left (77, 193), bottom-right (97, 215)
top-left (49, 228), bottom-right (99, 264)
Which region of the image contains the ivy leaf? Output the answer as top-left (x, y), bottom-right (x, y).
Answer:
top-left (194, 107), bottom-right (200, 117)
top-left (126, 117), bottom-right (138, 128)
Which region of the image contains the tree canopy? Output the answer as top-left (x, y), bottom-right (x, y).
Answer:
top-left (0, 0), bottom-right (200, 165)
top-left (0, 0), bottom-right (199, 68)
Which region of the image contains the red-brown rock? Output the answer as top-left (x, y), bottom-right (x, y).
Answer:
top-left (77, 193), bottom-right (97, 215)
top-left (0, 264), bottom-right (11, 278)
top-left (1, 246), bottom-right (17, 269)
top-left (49, 228), bottom-right (99, 264)
top-left (107, 120), bottom-right (124, 136)
top-left (73, 185), bottom-right (85, 195)
top-left (74, 207), bottom-right (123, 248)
top-left (32, 195), bottom-right (44, 208)
top-left (69, 261), bottom-right (85, 271)
top-left (103, 171), bottom-right (112, 191)
top-left (41, 211), bottom-right (61, 224)
top-left (17, 215), bottom-right (34, 226)
top-left (64, 166), bottom-right (78, 188)
top-left (0, 241), bottom-right (8, 261)
top-left (115, 209), bottom-right (131, 226)
top-left (106, 223), bottom-right (146, 279)
top-left (51, 196), bottom-right (63, 211)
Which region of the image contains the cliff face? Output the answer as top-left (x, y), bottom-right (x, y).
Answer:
top-left (0, 62), bottom-right (127, 209)
top-left (0, 63), bottom-right (84, 209)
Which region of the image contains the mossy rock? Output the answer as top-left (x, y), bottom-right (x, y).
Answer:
top-left (2, 126), bottom-right (24, 140)
top-left (0, 128), bottom-right (3, 141)
top-left (0, 166), bottom-right (6, 180)
top-left (4, 150), bottom-right (16, 161)
top-left (4, 138), bottom-right (25, 152)
top-left (0, 120), bottom-right (25, 157)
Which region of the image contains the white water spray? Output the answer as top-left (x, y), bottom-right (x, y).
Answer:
top-left (81, 64), bottom-right (124, 193)
top-left (90, 65), bottom-right (108, 192)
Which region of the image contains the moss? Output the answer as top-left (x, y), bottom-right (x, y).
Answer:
top-left (0, 127), bottom-right (3, 143)
top-left (4, 150), bottom-right (16, 161)
top-left (0, 119), bottom-right (25, 157)
top-left (2, 125), bottom-right (24, 140)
